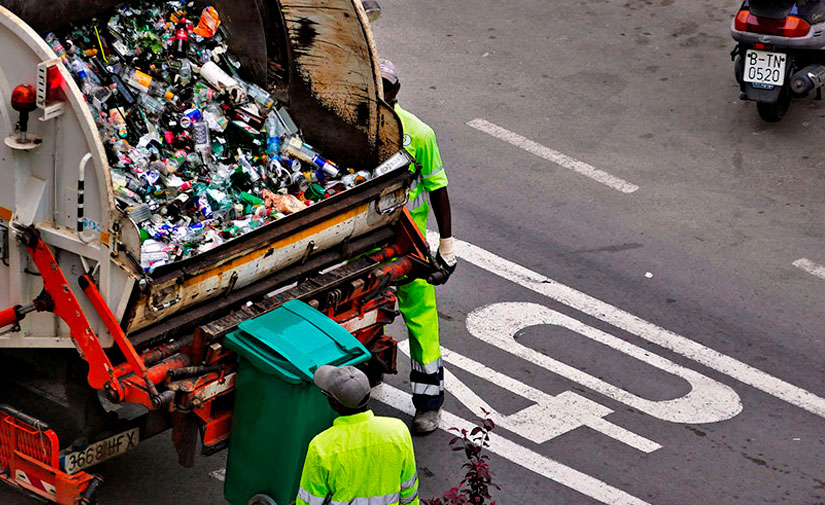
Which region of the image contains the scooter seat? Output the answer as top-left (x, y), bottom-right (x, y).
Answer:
top-left (748, 0), bottom-right (796, 19)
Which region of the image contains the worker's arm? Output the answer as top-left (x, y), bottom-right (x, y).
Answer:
top-left (399, 430), bottom-right (420, 505)
top-left (418, 130), bottom-right (456, 285)
top-left (428, 186), bottom-right (456, 284)
top-left (296, 444), bottom-right (330, 505)
top-left (430, 187), bottom-right (452, 239)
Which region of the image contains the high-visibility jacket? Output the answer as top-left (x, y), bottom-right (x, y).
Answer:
top-left (395, 104), bottom-right (449, 234)
top-left (296, 410), bottom-right (420, 505)
top-left (394, 104), bottom-right (448, 411)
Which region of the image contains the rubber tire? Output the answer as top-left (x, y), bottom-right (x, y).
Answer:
top-left (247, 494), bottom-right (278, 505)
top-left (756, 93), bottom-right (791, 123)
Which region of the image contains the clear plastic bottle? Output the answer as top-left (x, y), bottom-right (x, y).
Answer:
top-left (265, 113), bottom-right (282, 158)
top-left (44, 33), bottom-right (69, 63)
top-left (282, 136), bottom-right (340, 179)
top-left (203, 104), bottom-right (229, 132)
top-left (119, 66), bottom-right (178, 101)
top-left (246, 82), bottom-right (275, 113)
top-left (138, 92), bottom-right (166, 116)
top-left (178, 59), bottom-right (193, 86)
top-left (71, 57), bottom-right (101, 85)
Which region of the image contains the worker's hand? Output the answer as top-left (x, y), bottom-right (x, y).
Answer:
top-left (428, 237), bottom-right (457, 285)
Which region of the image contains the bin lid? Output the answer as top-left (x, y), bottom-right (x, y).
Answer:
top-left (225, 300), bottom-right (371, 383)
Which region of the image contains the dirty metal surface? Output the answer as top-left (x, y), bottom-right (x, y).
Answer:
top-left (130, 226), bottom-right (395, 349)
top-left (278, 0), bottom-right (402, 169)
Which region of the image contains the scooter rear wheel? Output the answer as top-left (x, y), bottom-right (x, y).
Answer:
top-left (756, 92), bottom-right (791, 122)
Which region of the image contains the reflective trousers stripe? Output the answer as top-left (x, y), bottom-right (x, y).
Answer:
top-left (411, 381), bottom-right (444, 396)
top-left (411, 357), bottom-right (442, 375)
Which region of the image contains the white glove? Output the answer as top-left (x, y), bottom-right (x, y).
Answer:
top-left (438, 237), bottom-right (457, 267)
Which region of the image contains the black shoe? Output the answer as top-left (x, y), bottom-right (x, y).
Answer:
top-left (412, 408), bottom-right (441, 435)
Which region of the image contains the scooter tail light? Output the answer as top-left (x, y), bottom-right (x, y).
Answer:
top-left (734, 9), bottom-right (811, 38)
top-left (734, 10), bottom-right (751, 32)
top-left (781, 16), bottom-right (812, 38)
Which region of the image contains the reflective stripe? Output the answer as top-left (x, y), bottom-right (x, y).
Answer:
top-left (411, 381), bottom-right (444, 396)
top-left (329, 492), bottom-right (401, 505)
top-left (406, 190), bottom-right (427, 211)
top-left (298, 487), bottom-right (328, 505)
top-left (401, 473), bottom-right (418, 491)
top-left (411, 358), bottom-right (442, 375)
top-left (400, 490), bottom-right (419, 504)
top-left (421, 166), bottom-right (444, 179)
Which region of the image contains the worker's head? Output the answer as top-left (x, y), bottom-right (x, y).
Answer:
top-left (380, 59), bottom-right (400, 106)
top-left (314, 365), bottom-right (371, 415)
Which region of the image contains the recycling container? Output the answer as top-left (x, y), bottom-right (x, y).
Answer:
top-left (223, 299), bottom-right (371, 505)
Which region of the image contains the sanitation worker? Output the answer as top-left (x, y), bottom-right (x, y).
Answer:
top-left (380, 59), bottom-right (456, 435)
top-left (296, 365), bottom-right (419, 505)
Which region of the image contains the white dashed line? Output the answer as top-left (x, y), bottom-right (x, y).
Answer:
top-left (466, 118), bottom-right (640, 194)
top-left (793, 258), bottom-right (825, 281)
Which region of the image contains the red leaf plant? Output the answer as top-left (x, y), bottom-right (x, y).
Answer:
top-left (423, 410), bottom-right (499, 505)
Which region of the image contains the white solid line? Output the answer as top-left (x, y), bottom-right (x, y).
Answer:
top-left (208, 384), bottom-right (653, 504)
top-left (373, 383), bottom-right (652, 505)
top-left (399, 339), bottom-right (662, 452)
top-left (466, 118), bottom-right (640, 194)
top-left (434, 232), bottom-right (825, 420)
top-left (793, 258), bottom-right (825, 280)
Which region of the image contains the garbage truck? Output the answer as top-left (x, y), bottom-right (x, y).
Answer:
top-left (0, 0), bottom-right (437, 503)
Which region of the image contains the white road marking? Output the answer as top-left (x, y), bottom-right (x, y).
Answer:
top-left (428, 232), bottom-right (825, 420)
top-left (466, 118), bottom-right (640, 194)
top-left (793, 258), bottom-right (825, 280)
top-left (373, 383), bottom-right (652, 505)
top-left (209, 468), bottom-right (226, 482)
top-left (466, 302), bottom-right (743, 424)
top-left (398, 339), bottom-right (662, 452)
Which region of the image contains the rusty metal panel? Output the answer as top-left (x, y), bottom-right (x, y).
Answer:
top-left (276, 0), bottom-right (401, 169)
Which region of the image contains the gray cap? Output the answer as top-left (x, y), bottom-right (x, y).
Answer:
top-left (379, 59), bottom-right (399, 87)
top-left (314, 365), bottom-right (371, 409)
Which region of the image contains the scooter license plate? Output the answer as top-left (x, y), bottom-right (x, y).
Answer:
top-left (744, 49), bottom-right (787, 86)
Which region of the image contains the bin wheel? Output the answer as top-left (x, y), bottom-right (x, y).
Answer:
top-left (248, 494), bottom-right (278, 505)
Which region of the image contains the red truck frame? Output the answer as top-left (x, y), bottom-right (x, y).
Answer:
top-left (0, 210), bottom-right (434, 504)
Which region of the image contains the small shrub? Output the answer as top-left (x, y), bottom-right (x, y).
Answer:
top-left (423, 410), bottom-right (499, 505)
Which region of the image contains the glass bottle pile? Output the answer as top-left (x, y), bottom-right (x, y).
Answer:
top-left (50, 1), bottom-right (372, 273)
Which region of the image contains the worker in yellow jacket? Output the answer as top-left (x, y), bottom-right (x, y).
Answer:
top-left (296, 365), bottom-right (419, 505)
top-left (380, 59), bottom-right (456, 434)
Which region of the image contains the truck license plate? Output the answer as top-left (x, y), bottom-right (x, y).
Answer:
top-left (63, 427), bottom-right (139, 474)
top-left (744, 49), bottom-right (787, 86)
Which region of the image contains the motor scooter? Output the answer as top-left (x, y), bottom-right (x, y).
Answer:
top-left (731, 0), bottom-right (825, 122)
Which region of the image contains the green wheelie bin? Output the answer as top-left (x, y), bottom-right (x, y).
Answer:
top-left (223, 299), bottom-right (371, 505)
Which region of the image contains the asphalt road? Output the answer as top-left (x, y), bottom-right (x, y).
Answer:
top-left (6, 0), bottom-right (825, 504)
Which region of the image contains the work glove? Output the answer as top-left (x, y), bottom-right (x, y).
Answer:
top-left (428, 237), bottom-right (457, 285)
